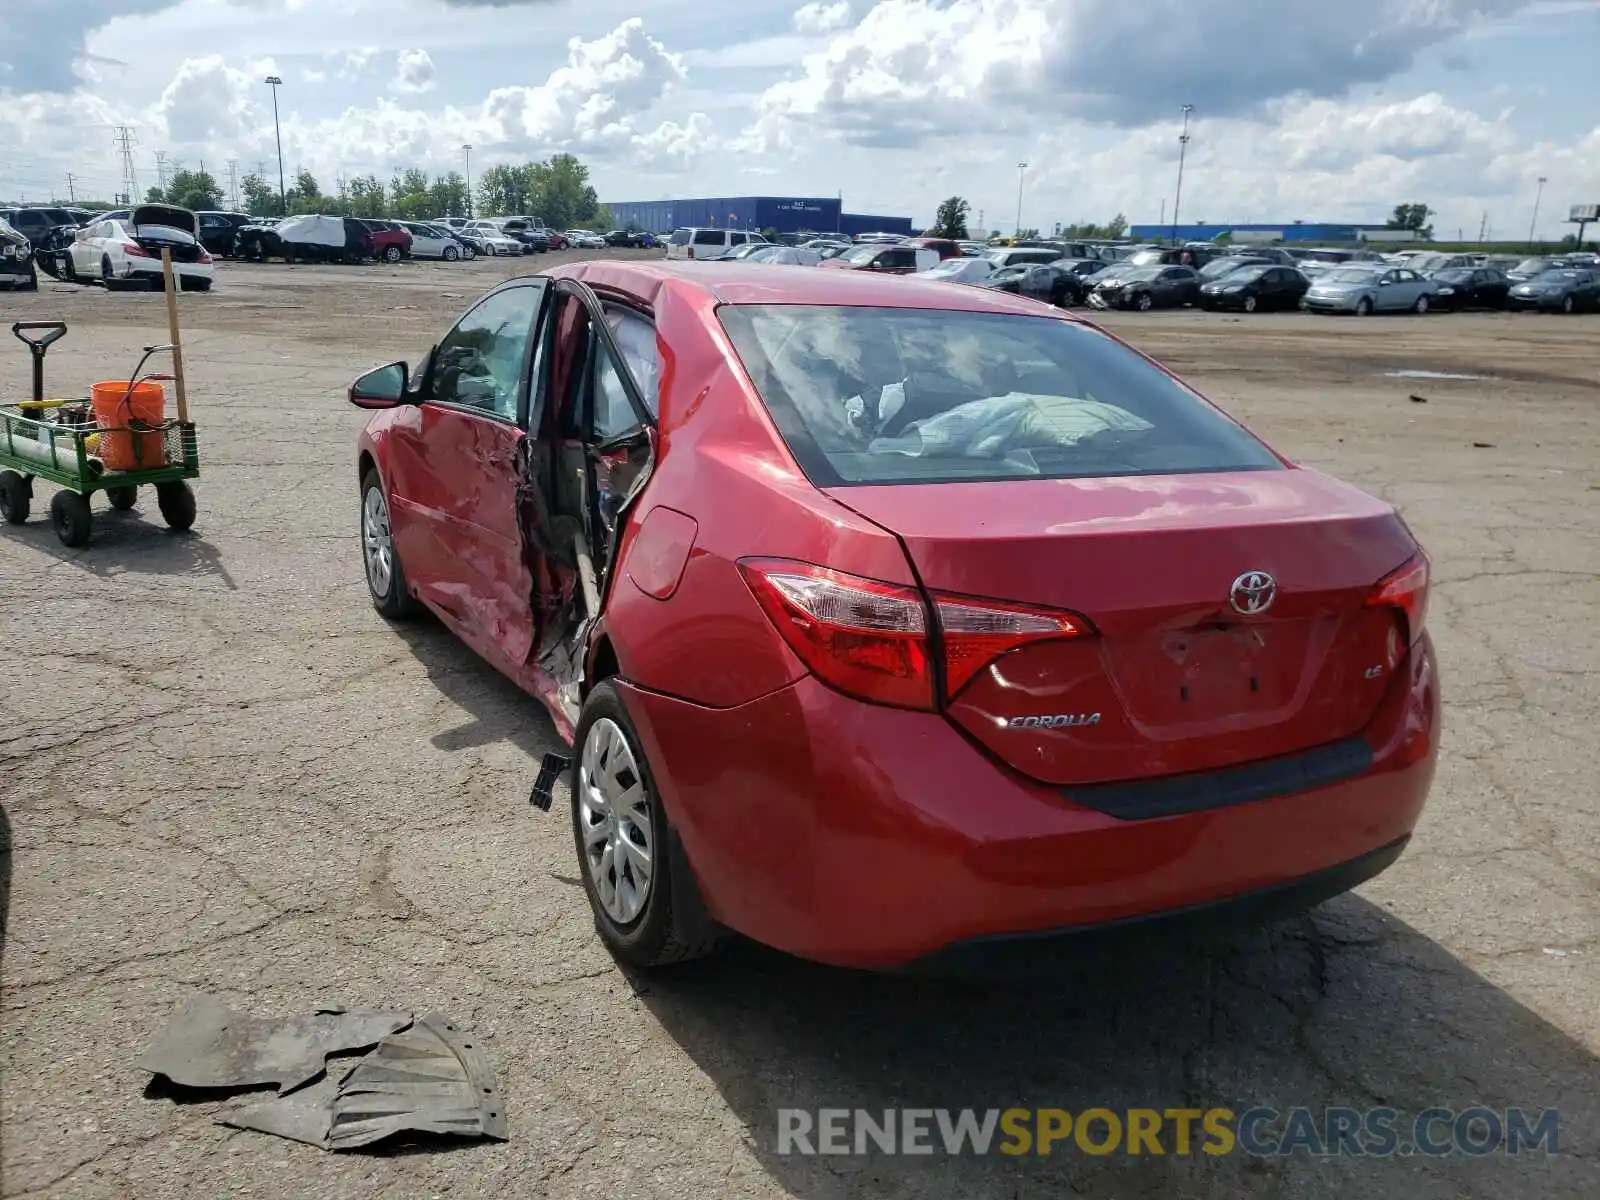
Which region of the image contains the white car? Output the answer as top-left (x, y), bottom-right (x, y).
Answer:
top-left (565, 229), bottom-right (605, 249)
top-left (463, 222), bottom-right (523, 256)
top-left (65, 204), bottom-right (215, 291)
top-left (921, 257), bottom-right (996, 284)
top-left (434, 217), bottom-right (469, 230)
top-left (398, 221), bottom-right (471, 261)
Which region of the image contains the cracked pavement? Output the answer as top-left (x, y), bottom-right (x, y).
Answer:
top-left (1, 259), bottom-right (1596, 1198)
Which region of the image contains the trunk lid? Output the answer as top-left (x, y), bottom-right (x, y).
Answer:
top-left (826, 469), bottom-right (1417, 785)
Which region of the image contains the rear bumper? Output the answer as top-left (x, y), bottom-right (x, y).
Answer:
top-left (620, 633), bottom-right (1440, 969)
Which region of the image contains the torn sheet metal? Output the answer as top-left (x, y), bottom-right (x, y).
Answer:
top-left (137, 997), bottom-right (412, 1094)
top-left (222, 1014), bottom-right (507, 1151)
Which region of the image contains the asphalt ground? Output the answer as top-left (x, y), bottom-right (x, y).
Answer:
top-left (1, 251), bottom-right (1597, 1198)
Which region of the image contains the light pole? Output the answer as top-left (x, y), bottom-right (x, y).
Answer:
top-left (1170, 104), bottom-right (1193, 246)
top-left (1014, 161), bottom-right (1028, 238)
top-left (1528, 175), bottom-right (1547, 250)
top-left (462, 144), bottom-right (473, 218)
top-left (265, 75), bottom-right (286, 215)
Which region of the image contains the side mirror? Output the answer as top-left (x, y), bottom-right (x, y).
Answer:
top-left (349, 361), bottom-right (408, 409)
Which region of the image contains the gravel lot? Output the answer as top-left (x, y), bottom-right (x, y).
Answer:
top-left (2, 252), bottom-right (1597, 1199)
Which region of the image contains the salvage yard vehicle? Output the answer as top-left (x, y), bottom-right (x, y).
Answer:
top-left (61, 205), bottom-right (215, 292)
top-left (397, 222), bottom-right (469, 261)
top-left (1507, 267), bottom-right (1600, 313)
top-left (1302, 265), bottom-right (1436, 315)
top-left (1199, 264), bottom-right (1311, 313)
top-left (1089, 265), bottom-right (1201, 311)
top-left (195, 211), bottom-right (254, 257)
top-left (348, 262), bottom-right (1440, 971)
top-left (1428, 267), bottom-right (1511, 311)
top-left (0, 220), bottom-right (37, 291)
top-left (0, 206), bottom-right (77, 250)
top-left (979, 262), bottom-right (1085, 307)
top-left (235, 215), bottom-right (370, 264)
top-left (358, 220), bottom-right (413, 262)
top-left (820, 244), bottom-right (939, 274)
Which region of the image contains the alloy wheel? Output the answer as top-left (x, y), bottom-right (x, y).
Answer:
top-left (577, 717), bottom-right (654, 925)
top-left (362, 485), bottom-right (394, 597)
top-left (1243, 295), bottom-right (1257, 313)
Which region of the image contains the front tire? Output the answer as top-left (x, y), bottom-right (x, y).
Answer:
top-left (156, 481), bottom-right (196, 531)
top-left (572, 681), bottom-right (722, 968)
top-left (1414, 295), bottom-right (1430, 315)
top-left (0, 470), bottom-right (30, 524)
top-left (1355, 297), bottom-right (1373, 316)
top-left (1562, 296), bottom-right (1575, 314)
top-left (1136, 292), bottom-right (1153, 312)
top-left (383, 245), bottom-right (403, 263)
top-left (360, 470), bottom-right (416, 619)
top-left (443, 245), bottom-right (460, 262)
top-left (1243, 294), bottom-right (1258, 313)
top-left (50, 491), bottom-right (92, 547)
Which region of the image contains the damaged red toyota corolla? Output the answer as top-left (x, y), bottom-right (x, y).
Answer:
top-left (349, 262), bottom-right (1440, 971)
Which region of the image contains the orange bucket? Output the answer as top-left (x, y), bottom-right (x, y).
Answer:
top-left (91, 380), bottom-right (167, 471)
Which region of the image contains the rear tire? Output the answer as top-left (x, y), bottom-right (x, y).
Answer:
top-left (571, 680), bottom-right (723, 968)
top-left (1562, 296), bottom-right (1575, 314)
top-left (156, 481), bottom-right (196, 531)
top-left (50, 491), bottom-right (92, 547)
top-left (0, 470), bottom-right (29, 524)
top-left (105, 485), bottom-right (137, 511)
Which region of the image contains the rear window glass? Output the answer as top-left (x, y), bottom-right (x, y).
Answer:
top-left (717, 306), bottom-right (1281, 486)
top-left (693, 229), bottom-right (725, 245)
top-left (670, 229), bottom-right (691, 245)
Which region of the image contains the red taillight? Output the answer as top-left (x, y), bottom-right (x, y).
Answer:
top-left (739, 559), bottom-right (1094, 710)
top-left (933, 593), bottom-right (1089, 696)
top-left (197, 250), bottom-right (213, 264)
top-left (740, 560), bottom-right (933, 709)
top-left (1366, 551), bottom-right (1429, 647)
top-left (123, 242), bottom-right (151, 258)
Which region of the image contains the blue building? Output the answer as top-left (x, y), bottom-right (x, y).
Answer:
top-left (1127, 222), bottom-right (1396, 244)
top-left (605, 195), bottom-right (915, 239)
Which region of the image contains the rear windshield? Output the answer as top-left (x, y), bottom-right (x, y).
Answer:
top-left (670, 229), bottom-right (692, 245)
top-left (717, 305), bottom-right (1281, 485)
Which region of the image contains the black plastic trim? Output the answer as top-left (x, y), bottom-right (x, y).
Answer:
top-left (1062, 735), bottom-right (1374, 821)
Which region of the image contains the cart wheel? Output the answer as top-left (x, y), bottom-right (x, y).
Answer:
top-left (156, 481), bottom-right (197, 531)
top-left (0, 470), bottom-right (30, 525)
top-left (106, 485), bottom-right (138, 511)
top-left (51, 491), bottom-right (92, 547)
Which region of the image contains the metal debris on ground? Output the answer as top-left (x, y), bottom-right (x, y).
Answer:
top-left (221, 1014), bottom-right (508, 1150)
top-left (140, 999), bottom-right (507, 1152)
top-left (529, 751), bottom-right (571, 812)
top-left (137, 997), bottom-right (412, 1093)
top-left (1409, 394), bottom-right (1429, 404)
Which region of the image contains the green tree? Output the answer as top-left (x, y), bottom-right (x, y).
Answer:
top-left (241, 172), bottom-right (280, 217)
top-left (145, 185), bottom-right (167, 203)
top-left (426, 172), bottom-right (469, 218)
top-left (930, 196), bottom-right (970, 239)
top-left (345, 174), bottom-right (387, 218)
top-left (1105, 211), bottom-right (1128, 239)
top-left (1386, 203), bottom-right (1434, 240)
top-left (165, 168), bottom-right (224, 212)
top-left (286, 169), bottom-right (324, 215)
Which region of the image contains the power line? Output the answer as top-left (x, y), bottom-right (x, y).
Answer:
top-left (113, 125), bottom-right (139, 205)
top-left (155, 149), bottom-right (168, 193)
top-left (227, 159), bottom-right (240, 210)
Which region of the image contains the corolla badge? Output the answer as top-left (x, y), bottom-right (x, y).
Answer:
top-left (1006, 713), bottom-right (1101, 730)
top-left (1229, 570), bottom-right (1277, 615)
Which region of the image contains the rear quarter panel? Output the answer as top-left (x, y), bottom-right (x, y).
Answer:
top-left (599, 281), bottom-right (915, 707)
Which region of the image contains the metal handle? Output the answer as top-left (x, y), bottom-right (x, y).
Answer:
top-left (12, 321), bottom-right (68, 350)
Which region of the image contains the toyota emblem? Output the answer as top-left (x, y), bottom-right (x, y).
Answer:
top-left (1229, 570), bottom-right (1277, 615)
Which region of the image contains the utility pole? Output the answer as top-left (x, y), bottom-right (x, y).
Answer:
top-left (1014, 161), bottom-right (1028, 237)
top-left (1528, 176), bottom-right (1547, 250)
top-left (155, 149), bottom-right (169, 195)
top-left (977, 208), bottom-right (984, 236)
top-left (113, 125), bottom-right (139, 206)
top-left (65, 173), bottom-right (77, 202)
top-left (1478, 211), bottom-right (1487, 243)
top-left (1171, 104), bottom-right (1194, 246)
top-left (265, 75), bottom-right (287, 215)
top-left (462, 144), bottom-right (472, 218)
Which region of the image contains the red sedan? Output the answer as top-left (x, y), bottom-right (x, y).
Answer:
top-left (350, 261), bottom-right (1439, 970)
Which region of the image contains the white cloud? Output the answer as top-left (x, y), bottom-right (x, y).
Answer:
top-left (392, 48), bottom-right (436, 94)
top-left (793, 2), bottom-right (852, 34)
top-left (156, 55), bottom-right (260, 146)
top-left (337, 46), bottom-right (381, 79)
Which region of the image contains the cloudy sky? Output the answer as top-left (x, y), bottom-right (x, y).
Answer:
top-left (2, 0), bottom-right (1598, 237)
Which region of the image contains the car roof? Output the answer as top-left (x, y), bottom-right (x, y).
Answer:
top-left (540, 259), bottom-right (1089, 319)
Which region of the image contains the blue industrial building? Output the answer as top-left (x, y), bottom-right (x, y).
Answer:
top-left (605, 195), bottom-right (915, 239)
top-left (1128, 222), bottom-right (1397, 244)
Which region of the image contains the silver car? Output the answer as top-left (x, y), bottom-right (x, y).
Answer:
top-left (1302, 265), bottom-right (1437, 315)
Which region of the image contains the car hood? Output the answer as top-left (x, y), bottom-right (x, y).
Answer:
top-left (132, 204), bottom-right (199, 238)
